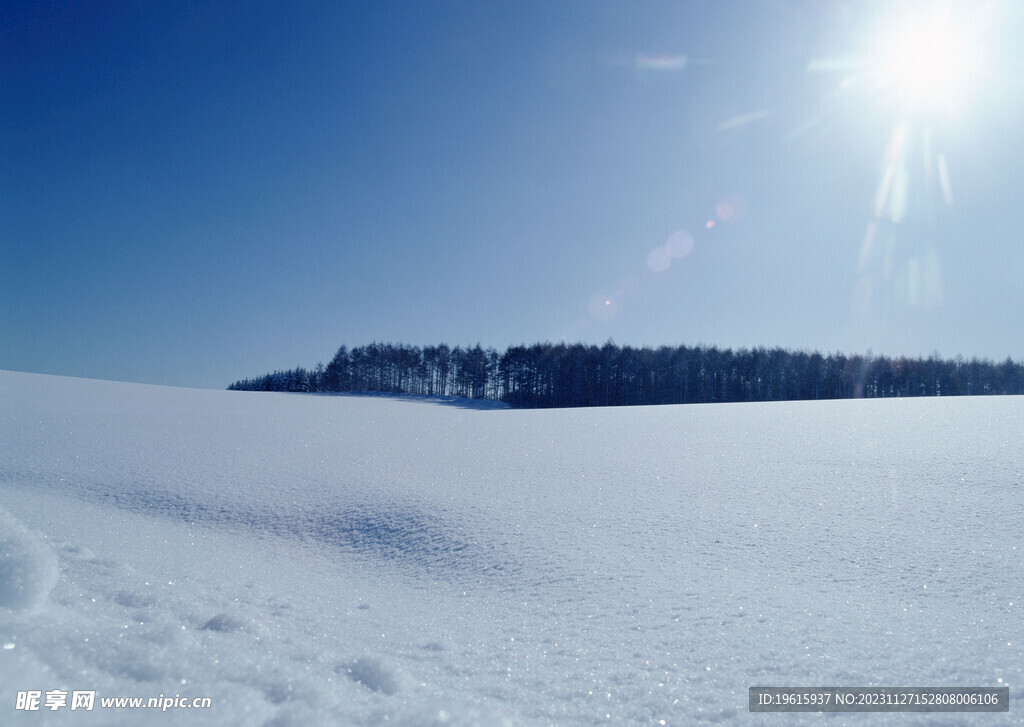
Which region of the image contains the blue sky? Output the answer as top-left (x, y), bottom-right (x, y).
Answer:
top-left (4, 0), bottom-right (1023, 389)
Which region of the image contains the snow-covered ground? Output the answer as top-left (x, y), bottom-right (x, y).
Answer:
top-left (1, 369), bottom-right (1021, 725)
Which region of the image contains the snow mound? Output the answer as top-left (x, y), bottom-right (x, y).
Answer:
top-left (0, 507), bottom-right (58, 612)
top-left (307, 502), bottom-right (520, 579)
top-left (74, 483), bottom-right (525, 581)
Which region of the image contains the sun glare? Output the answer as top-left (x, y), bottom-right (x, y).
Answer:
top-left (849, 5), bottom-right (996, 322)
top-left (874, 9), bottom-right (981, 114)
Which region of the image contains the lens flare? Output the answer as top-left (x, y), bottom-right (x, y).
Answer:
top-left (646, 246), bottom-right (671, 273)
top-left (715, 196), bottom-right (747, 223)
top-left (588, 291), bottom-right (620, 321)
top-left (717, 110), bottom-right (770, 132)
top-left (633, 53), bottom-right (688, 72)
top-left (665, 230), bottom-right (694, 258)
top-left (647, 248), bottom-right (671, 274)
top-left (936, 154), bottom-right (953, 206)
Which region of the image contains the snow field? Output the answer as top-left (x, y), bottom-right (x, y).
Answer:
top-left (0, 370), bottom-right (1021, 725)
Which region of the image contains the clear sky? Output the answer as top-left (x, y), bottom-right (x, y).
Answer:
top-left (4, 0), bottom-right (1023, 389)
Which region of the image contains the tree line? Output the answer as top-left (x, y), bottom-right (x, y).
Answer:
top-left (227, 341), bottom-right (1024, 408)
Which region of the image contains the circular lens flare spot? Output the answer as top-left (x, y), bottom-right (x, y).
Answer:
top-left (588, 292), bottom-right (620, 321)
top-left (647, 246), bottom-right (671, 272)
top-left (665, 231), bottom-right (695, 258)
top-left (715, 195), bottom-right (747, 222)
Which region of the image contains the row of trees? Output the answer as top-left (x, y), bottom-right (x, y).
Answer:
top-left (228, 341), bottom-right (1024, 408)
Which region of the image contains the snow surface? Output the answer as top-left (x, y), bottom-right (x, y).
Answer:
top-left (0, 369), bottom-right (1021, 725)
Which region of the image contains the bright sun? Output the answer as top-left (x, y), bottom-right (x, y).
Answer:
top-left (874, 8), bottom-right (982, 115)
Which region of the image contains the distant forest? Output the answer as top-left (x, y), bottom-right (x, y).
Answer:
top-left (228, 342), bottom-right (1024, 408)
